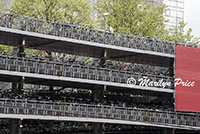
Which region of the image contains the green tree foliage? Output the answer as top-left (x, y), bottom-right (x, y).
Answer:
top-left (10, 0), bottom-right (95, 25)
top-left (167, 21), bottom-right (200, 45)
top-left (96, 0), bottom-right (168, 38)
top-left (59, 0), bottom-right (95, 25)
top-left (25, 48), bottom-right (47, 58)
top-left (9, 0), bottom-right (95, 58)
top-left (0, 0), bottom-right (13, 55)
top-left (0, 45), bottom-right (13, 55)
top-left (0, 0), bottom-right (2, 12)
top-left (10, 0), bottom-right (60, 22)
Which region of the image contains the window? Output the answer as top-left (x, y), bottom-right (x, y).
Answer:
top-left (178, 2), bottom-right (184, 9)
top-left (177, 18), bottom-right (183, 24)
top-left (177, 11), bottom-right (184, 18)
top-left (177, 0), bottom-right (184, 2)
top-left (171, 10), bottom-right (177, 17)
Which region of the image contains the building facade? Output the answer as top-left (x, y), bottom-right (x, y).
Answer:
top-left (1, 0), bottom-right (15, 11)
top-left (149, 0), bottom-right (184, 29)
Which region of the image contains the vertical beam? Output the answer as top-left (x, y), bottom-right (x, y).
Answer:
top-left (18, 39), bottom-right (26, 93)
top-left (11, 77), bottom-right (23, 134)
top-left (12, 82), bottom-right (18, 95)
top-left (9, 119), bottom-right (22, 134)
top-left (11, 43), bottom-right (23, 134)
top-left (104, 49), bottom-right (107, 59)
top-left (93, 49), bottom-right (107, 134)
top-left (103, 50), bottom-right (107, 92)
top-left (93, 49), bottom-right (107, 103)
top-left (10, 40), bottom-right (25, 134)
top-left (10, 119), bottom-right (18, 134)
top-left (93, 85), bottom-right (104, 103)
top-left (92, 85), bottom-right (104, 134)
top-left (17, 76), bottom-right (24, 94)
top-left (18, 120), bottom-right (22, 134)
top-left (162, 128), bottom-right (175, 134)
top-left (49, 86), bottom-right (54, 91)
top-left (174, 43), bottom-right (177, 112)
top-left (18, 39), bottom-right (25, 57)
top-left (94, 123), bottom-right (104, 134)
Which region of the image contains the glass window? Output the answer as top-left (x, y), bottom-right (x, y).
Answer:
top-left (169, 0), bottom-right (184, 2)
top-left (168, 17), bottom-right (176, 23)
top-left (171, 10), bottom-right (177, 17)
top-left (167, 1), bottom-right (177, 7)
top-left (177, 18), bottom-right (183, 24)
top-left (177, 0), bottom-right (184, 2)
top-left (177, 11), bottom-right (184, 18)
top-left (178, 2), bottom-right (184, 8)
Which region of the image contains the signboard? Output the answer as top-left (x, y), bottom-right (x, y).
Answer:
top-left (176, 46), bottom-right (200, 112)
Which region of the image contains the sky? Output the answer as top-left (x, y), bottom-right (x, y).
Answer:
top-left (184, 0), bottom-right (200, 37)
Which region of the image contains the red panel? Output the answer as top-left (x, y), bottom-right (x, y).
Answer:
top-left (176, 46), bottom-right (200, 112)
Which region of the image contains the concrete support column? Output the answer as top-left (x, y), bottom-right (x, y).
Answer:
top-left (18, 39), bottom-right (25, 57)
top-left (93, 49), bottom-right (107, 134)
top-left (18, 76), bottom-right (24, 94)
top-left (10, 119), bottom-right (22, 134)
top-left (11, 80), bottom-right (22, 134)
top-left (93, 86), bottom-right (104, 103)
top-left (162, 128), bottom-right (175, 134)
top-left (18, 39), bottom-right (26, 94)
top-left (11, 78), bottom-right (24, 97)
top-left (94, 123), bottom-right (104, 134)
top-left (11, 82), bottom-right (18, 95)
top-left (10, 40), bottom-right (26, 134)
top-left (12, 78), bottom-right (24, 96)
top-left (92, 81), bottom-right (104, 134)
top-left (49, 86), bottom-right (54, 91)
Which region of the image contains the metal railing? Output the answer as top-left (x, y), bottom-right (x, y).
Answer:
top-left (0, 55), bottom-right (174, 89)
top-left (0, 13), bottom-right (194, 55)
top-left (0, 98), bottom-right (199, 128)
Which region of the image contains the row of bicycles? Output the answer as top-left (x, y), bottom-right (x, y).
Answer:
top-left (0, 13), bottom-right (197, 55)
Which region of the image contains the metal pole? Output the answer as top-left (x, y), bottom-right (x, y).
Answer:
top-left (174, 42), bottom-right (176, 112)
top-left (105, 16), bottom-right (108, 30)
top-left (174, 12), bottom-right (178, 112)
top-left (174, 2), bottom-right (178, 111)
top-left (103, 13), bottom-right (109, 31)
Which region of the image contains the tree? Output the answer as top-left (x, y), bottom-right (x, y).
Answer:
top-left (59, 0), bottom-right (95, 25)
top-left (0, 0), bottom-right (13, 55)
top-left (0, 0), bottom-right (2, 12)
top-left (9, 0), bottom-right (95, 58)
top-left (10, 0), bottom-right (60, 22)
top-left (96, 0), bottom-right (169, 39)
top-left (0, 45), bottom-right (13, 55)
top-left (10, 0), bottom-right (95, 25)
top-left (167, 21), bottom-right (200, 45)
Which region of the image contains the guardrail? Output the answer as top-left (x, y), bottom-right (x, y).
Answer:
top-left (0, 13), bottom-right (193, 55)
top-left (0, 98), bottom-right (199, 128)
top-left (0, 55), bottom-right (174, 89)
